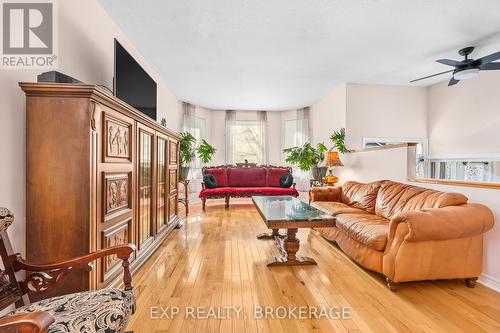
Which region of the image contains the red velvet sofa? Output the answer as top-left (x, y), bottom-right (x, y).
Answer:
top-left (200, 163), bottom-right (299, 210)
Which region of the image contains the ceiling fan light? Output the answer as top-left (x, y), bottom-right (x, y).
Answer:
top-left (453, 68), bottom-right (480, 80)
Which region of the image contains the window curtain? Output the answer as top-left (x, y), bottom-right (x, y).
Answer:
top-left (296, 107), bottom-right (310, 146)
top-left (258, 111), bottom-right (268, 164)
top-left (182, 102), bottom-right (196, 133)
top-left (293, 107), bottom-right (311, 191)
top-left (225, 110), bottom-right (237, 164)
top-left (181, 102), bottom-right (199, 193)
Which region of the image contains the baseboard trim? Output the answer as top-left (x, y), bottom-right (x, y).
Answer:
top-left (478, 274), bottom-right (500, 293)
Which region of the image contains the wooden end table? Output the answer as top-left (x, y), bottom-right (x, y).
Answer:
top-left (253, 195), bottom-right (336, 266)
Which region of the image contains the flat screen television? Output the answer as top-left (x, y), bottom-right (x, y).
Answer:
top-left (114, 39), bottom-right (157, 120)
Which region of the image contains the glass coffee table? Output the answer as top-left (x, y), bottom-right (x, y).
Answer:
top-left (252, 195), bottom-right (336, 266)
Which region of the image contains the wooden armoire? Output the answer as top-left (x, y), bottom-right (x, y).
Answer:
top-left (21, 82), bottom-right (180, 299)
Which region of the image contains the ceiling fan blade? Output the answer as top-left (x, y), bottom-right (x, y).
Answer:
top-left (436, 59), bottom-right (461, 67)
top-left (480, 62), bottom-right (500, 70)
top-left (448, 77), bottom-right (459, 86)
top-left (409, 69), bottom-right (454, 83)
top-left (472, 51), bottom-right (500, 66)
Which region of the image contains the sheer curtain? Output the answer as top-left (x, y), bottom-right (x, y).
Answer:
top-left (296, 107), bottom-right (310, 146)
top-left (225, 110), bottom-right (237, 164)
top-left (182, 102), bottom-right (196, 132)
top-left (182, 102), bottom-right (200, 193)
top-left (258, 111), bottom-right (268, 164)
top-left (293, 107), bottom-right (311, 191)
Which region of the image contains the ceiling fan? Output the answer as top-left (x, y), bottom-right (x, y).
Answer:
top-left (410, 46), bottom-right (500, 86)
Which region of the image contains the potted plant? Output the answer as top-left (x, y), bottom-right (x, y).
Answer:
top-left (283, 142), bottom-right (328, 180)
top-left (196, 139), bottom-right (217, 164)
top-left (330, 128), bottom-right (350, 153)
top-left (179, 132), bottom-right (217, 180)
top-left (179, 132), bottom-right (196, 180)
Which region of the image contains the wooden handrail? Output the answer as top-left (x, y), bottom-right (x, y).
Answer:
top-left (408, 177), bottom-right (500, 190)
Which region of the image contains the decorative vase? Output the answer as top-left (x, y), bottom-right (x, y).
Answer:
top-left (311, 166), bottom-right (327, 181)
top-left (179, 166), bottom-right (190, 181)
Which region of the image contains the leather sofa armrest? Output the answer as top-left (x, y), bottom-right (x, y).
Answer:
top-left (309, 186), bottom-right (342, 202)
top-left (389, 204), bottom-right (494, 242)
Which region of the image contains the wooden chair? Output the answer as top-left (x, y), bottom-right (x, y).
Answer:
top-left (0, 208), bottom-right (136, 332)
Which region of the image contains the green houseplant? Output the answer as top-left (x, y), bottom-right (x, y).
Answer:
top-left (196, 139), bottom-right (217, 164)
top-left (283, 142), bottom-right (328, 180)
top-left (179, 132), bottom-right (196, 180)
top-left (179, 132), bottom-right (217, 180)
top-left (330, 128), bottom-right (350, 153)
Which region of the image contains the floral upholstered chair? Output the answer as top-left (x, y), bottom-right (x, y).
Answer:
top-left (0, 208), bottom-right (136, 332)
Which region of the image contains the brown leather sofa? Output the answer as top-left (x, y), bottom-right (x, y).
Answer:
top-left (310, 180), bottom-right (494, 290)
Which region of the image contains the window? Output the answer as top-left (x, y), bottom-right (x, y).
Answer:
top-left (227, 120), bottom-right (265, 164)
top-left (283, 118), bottom-right (308, 149)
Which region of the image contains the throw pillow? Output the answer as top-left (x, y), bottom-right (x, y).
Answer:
top-left (279, 173), bottom-right (293, 188)
top-left (203, 174), bottom-right (217, 189)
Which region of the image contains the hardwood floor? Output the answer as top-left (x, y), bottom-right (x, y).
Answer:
top-left (127, 199), bottom-right (500, 333)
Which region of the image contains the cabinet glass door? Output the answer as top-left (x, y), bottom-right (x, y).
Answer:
top-left (138, 129), bottom-right (153, 248)
top-left (156, 137), bottom-right (167, 232)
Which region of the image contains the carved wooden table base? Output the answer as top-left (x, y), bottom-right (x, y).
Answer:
top-left (258, 228), bottom-right (317, 266)
top-left (256, 228), bottom-right (286, 240)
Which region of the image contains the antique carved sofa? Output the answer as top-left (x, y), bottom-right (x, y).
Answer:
top-left (0, 208), bottom-right (135, 333)
top-left (309, 180), bottom-right (495, 290)
top-left (200, 162), bottom-right (299, 210)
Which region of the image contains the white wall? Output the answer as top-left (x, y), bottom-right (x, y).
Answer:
top-left (345, 83), bottom-right (428, 149)
top-left (310, 83), bottom-right (347, 146)
top-left (209, 110), bottom-right (226, 166)
top-left (0, 0), bottom-right (182, 255)
top-left (428, 71), bottom-right (500, 156)
top-left (335, 146), bottom-right (412, 184)
top-left (425, 72), bottom-right (500, 291)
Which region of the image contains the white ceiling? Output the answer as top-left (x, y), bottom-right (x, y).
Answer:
top-left (99, 0), bottom-right (500, 111)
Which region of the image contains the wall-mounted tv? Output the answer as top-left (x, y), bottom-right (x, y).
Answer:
top-left (114, 39), bottom-right (157, 120)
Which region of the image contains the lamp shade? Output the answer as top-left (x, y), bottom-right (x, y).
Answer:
top-left (323, 151), bottom-right (343, 167)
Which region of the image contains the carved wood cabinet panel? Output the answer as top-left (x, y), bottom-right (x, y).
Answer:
top-left (103, 111), bottom-right (133, 163)
top-left (101, 220), bottom-right (132, 282)
top-left (22, 83), bottom-right (181, 297)
top-left (103, 172), bottom-right (132, 221)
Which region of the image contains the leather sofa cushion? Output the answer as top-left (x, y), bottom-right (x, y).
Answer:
top-left (312, 201), bottom-right (370, 216)
top-left (227, 168), bottom-right (266, 187)
top-left (335, 213), bottom-right (390, 251)
top-left (310, 186), bottom-right (341, 202)
top-left (340, 181), bottom-right (382, 214)
top-left (203, 168), bottom-right (228, 187)
top-left (375, 180), bottom-right (468, 219)
top-left (267, 167), bottom-right (290, 187)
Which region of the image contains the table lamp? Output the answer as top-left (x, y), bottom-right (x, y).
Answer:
top-left (322, 151), bottom-right (343, 185)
